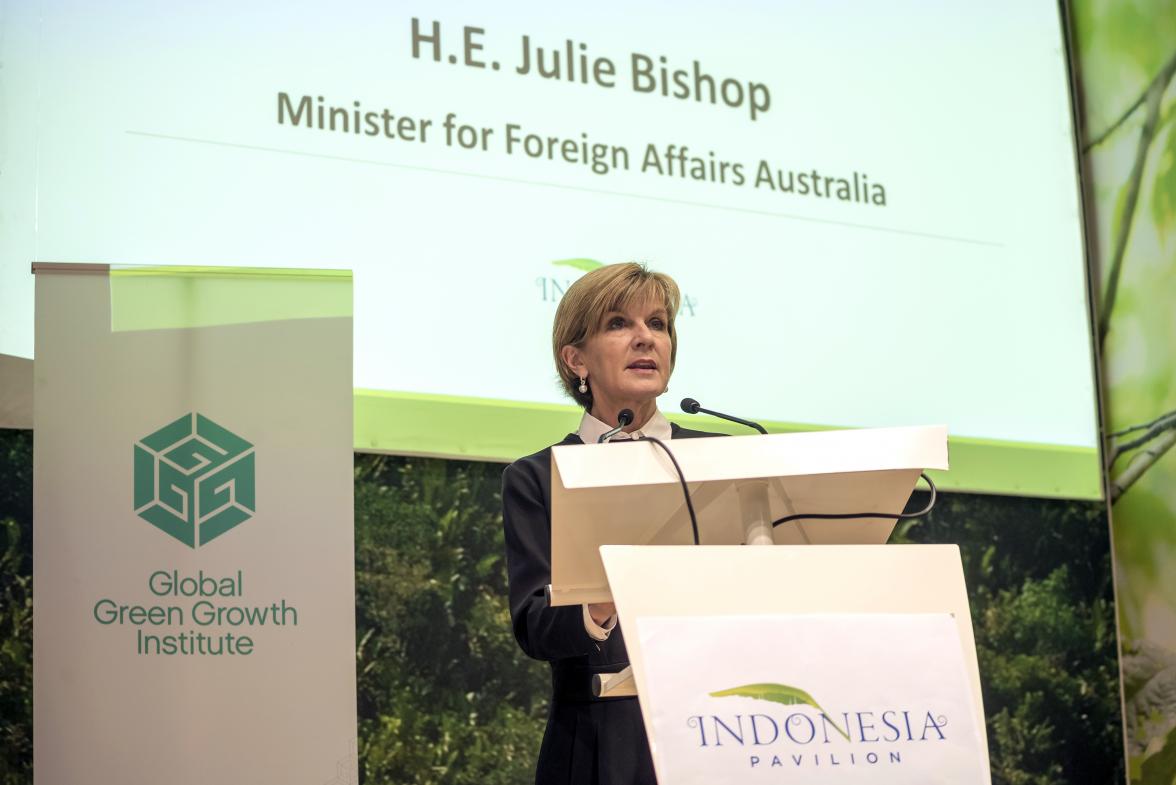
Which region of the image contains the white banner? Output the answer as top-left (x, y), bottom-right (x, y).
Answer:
top-left (33, 265), bottom-right (357, 785)
top-left (636, 613), bottom-right (988, 784)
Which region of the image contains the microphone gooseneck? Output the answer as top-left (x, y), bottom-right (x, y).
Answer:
top-left (597, 408), bottom-right (635, 443)
top-left (679, 397), bottom-right (767, 434)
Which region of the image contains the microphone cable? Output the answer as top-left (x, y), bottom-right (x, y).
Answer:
top-left (622, 404), bottom-right (937, 542)
top-left (627, 440), bottom-right (935, 544)
top-left (678, 398), bottom-right (939, 528)
top-left (770, 472), bottom-right (938, 528)
top-left (636, 436), bottom-right (701, 546)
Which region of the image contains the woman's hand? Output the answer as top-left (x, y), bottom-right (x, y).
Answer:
top-left (587, 602), bottom-right (616, 625)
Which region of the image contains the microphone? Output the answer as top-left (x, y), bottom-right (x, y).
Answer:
top-left (680, 398), bottom-right (767, 434)
top-left (598, 409), bottom-right (635, 443)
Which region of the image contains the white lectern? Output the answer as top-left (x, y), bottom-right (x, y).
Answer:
top-left (546, 424), bottom-right (991, 783)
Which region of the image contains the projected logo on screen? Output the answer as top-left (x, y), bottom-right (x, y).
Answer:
top-left (541, 258), bottom-right (699, 316)
top-left (133, 413), bottom-right (256, 548)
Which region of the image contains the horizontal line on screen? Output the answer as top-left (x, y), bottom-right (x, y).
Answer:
top-left (126, 130), bottom-right (1003, 249)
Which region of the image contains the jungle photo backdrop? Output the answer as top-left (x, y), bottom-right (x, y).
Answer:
top-left (0, 431), bottom-right (1126, 784)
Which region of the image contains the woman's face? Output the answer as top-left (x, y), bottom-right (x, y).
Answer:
top-left (565, 297), bottom-right (673, 416)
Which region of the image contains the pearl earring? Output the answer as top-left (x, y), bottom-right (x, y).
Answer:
top-left (578, 377), bottom-right (588, 394)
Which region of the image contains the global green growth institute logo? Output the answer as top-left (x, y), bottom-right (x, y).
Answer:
top-left (133, 413), bottom-right (256, 548)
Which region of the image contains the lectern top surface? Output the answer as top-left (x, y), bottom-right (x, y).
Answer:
top-left (552, 424), bottom-right (948, 489)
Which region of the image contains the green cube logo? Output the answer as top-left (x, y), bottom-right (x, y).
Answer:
top-left (133, 413), bottom-right (256, 548)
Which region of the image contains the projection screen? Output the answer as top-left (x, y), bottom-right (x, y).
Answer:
top-left (0, 1), bottom-right (1101, 497)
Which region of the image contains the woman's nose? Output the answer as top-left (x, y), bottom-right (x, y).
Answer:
top-left (631, 322), bottom-right (653, 346)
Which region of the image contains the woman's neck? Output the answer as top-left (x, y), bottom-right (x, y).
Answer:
top-left (590, 399), bottom-right (658, 432)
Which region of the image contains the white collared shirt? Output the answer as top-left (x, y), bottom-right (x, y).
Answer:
top-left (575, 409), bottom-right (674, 640)
top-left (575, 409), bottom-right (673, 445)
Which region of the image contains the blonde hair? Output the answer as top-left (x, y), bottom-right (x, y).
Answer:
top-left (552, 262), bottom-right (681, 409)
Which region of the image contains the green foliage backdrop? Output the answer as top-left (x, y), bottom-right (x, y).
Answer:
top-left (0, 431), bottom-right (32, 785)
top-left (352, 454), bottom-right (546, 784)
top-left (1072, 0), bottom-right (1176, 781)
top-left (0, 428), bottom-right (1122, 784)
top-left (893, 492), bottom-right (1122, 785)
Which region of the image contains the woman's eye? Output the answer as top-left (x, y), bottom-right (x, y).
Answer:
top-left (649, 318), bottom-right (665, 330)
top-left (607, 317), bottom-right (625, 329)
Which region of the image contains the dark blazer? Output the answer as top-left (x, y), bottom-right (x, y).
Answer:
top-left (501, 423), bottom-right (721, 785)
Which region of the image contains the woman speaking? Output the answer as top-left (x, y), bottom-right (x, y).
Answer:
top-left (501, 263), bottom-right (716, 785)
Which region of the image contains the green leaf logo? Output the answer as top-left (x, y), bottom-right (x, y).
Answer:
top-left (551, 258), bottom-right (604, 272)
top-left (709, 683), bottom-right (850, 741)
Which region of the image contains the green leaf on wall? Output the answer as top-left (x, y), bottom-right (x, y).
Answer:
top-left (1100, 0), bottom-right (1175, 76)
top-left (1150, 115), bottom-right (1176, 237)
top-left (1138, 722), bottom-right (1176, 785)
top-left (1111, 177), bottom-right (1132, 257)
